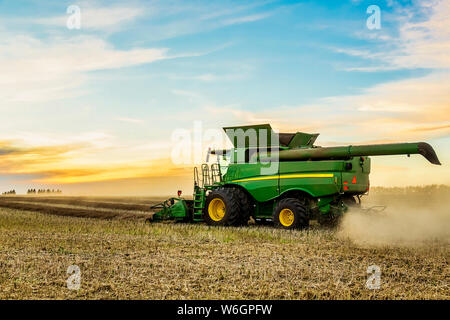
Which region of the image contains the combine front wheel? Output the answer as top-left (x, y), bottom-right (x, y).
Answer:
top-left (203, 188), bottom-right (241, 226)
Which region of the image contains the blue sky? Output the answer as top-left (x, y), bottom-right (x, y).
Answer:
top-left (0, 0), bottom-right (448, 194)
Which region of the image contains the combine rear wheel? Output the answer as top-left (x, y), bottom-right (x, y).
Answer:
top-left (203, 188), bottom-right (241, 226)
top-left (273, 198), bottom-right (309, 229)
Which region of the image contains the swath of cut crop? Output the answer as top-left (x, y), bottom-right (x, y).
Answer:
top-left (0, 201), bottom-right (151, 220)
top-left (0, 196), bottom-right (153, 211)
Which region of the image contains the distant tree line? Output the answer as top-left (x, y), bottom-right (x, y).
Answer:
top-left (27, 189), bottom-right (62, 194)
top-left (2, 190), bottom-right (16, 195)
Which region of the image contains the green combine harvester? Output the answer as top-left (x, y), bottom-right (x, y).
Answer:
top-left (150, 124), bottom-right (441, 229)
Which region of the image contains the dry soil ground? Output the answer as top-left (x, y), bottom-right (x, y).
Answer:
top-left (0, 186), bottom-right (448, 299)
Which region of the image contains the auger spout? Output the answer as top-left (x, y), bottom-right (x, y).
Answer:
top-left (276, 142), bottom-right (441, 165)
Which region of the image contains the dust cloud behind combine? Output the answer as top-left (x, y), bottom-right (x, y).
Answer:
top-left (338, 186), bottom-right (450, 246)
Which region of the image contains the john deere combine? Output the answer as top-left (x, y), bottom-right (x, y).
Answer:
top-left (150, 124), bottom-right (440, 229)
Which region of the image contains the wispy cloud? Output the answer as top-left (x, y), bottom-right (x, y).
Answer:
top-left (127, 0), bottom-right (276, 41)
top-left (34, 3), bottom-right (146, 32)
top-left (0, 141), bottom-right (185, 184)
top-left (198, 71), bottom-right (450, 143)
top-left (0, 35), bottom-right (169, 103)
top-left (221, 12), bottom-right (273, 25)
top-left (0, 1), bottom-right (262, 105)
top-left (337, 0), bottom-right (450, 71)
top-left (34, 158), bottom-right (185, 184)
top-left (168, 72), bottom-right (246, 82)
top-left (0, 132), bottom-right (179, 184)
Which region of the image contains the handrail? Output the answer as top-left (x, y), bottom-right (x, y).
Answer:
top-left (194, 167), bottom-right (200, 187)
top-left (194, 163), bottom-right (223, 187)
top-left (201, 164), bottom-right (210, 186)
top-left (211, 163), bottom-right (222, 184)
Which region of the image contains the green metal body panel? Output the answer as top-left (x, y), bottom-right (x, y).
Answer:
top-left (170, 199), bottom-right (189, 219)
top-left (151, 198), bottom-right (189, 221)
top-left (223, 163), bottom-right (278, 202)
top-left (220, 157), bottom-right (371, 218)
top-left (341, 157), bottom-right (370, 194)
top-left (223, 124), bottom-right (275, 148)
top-left (222, 157), bottom-right (371, 201)
top-left (278, 161), bottom-right (341, 197)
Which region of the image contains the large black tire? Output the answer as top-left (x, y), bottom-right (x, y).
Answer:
top-left (203, 188), bottom-right (241, 226)
top-left (273, 198), bottom-right (309, 229)
top-left (231, 188), bottom-right (252, 226)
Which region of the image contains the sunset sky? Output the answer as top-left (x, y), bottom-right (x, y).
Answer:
top-left (0, 0), bottom-right (448, 195)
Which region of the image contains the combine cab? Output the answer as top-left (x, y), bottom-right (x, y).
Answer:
top-left (149, 124), bottom-right (441, 229)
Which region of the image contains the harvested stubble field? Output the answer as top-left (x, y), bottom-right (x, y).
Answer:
top-left (0, 186), bottom-right (448, 299)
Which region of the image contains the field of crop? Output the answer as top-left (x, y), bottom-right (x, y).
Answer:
top-left (0, 186), bottom-right (448, 299)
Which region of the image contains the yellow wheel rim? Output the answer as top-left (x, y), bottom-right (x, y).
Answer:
top-left (279, 208), bottom-right (295, 227)
top-left (208, 198), bottom-right (226, 222)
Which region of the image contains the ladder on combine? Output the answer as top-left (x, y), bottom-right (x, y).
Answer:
top-left (192, 163), bottom-right (222, 221)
